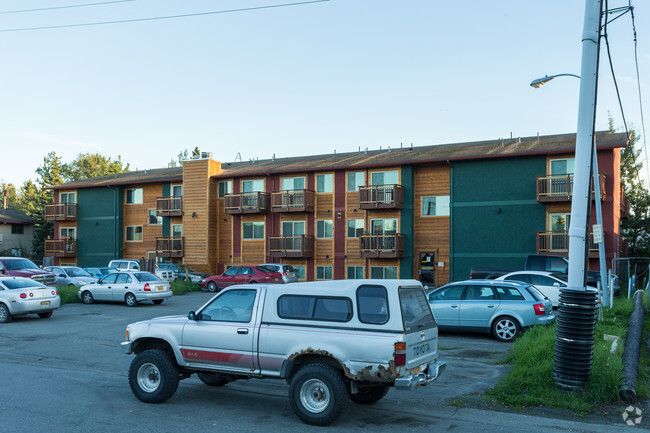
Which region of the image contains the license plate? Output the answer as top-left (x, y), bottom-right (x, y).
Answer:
top-left (157, 286), bottom-right (164, 291)
top-left (41, 301), bottom-right (50, 306)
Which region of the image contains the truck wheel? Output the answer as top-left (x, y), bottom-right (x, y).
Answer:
top-left (81, 291), bottom-right (94, 304)
top-left (125, 293), bottom-right (138, 307)
top-left (350, 385), bottom-right (389, 404)
top-left (197, 372), bottom-right (231, 386)
top-left (128, 350), bottom-right (180, 403)
top-left (492, 316), bottom-right (520, 342)
top-left (289, 364), bottom-right (349, 426)
top-left (0, 304), bottom-right (12, 323)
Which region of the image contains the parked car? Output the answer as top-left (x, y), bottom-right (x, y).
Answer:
top-left (84, 267), bottom-right (118, 278)
top-left (44, 266), bottom-right (98, 286)
top-left (258, 263), bottom-right (298, 283)
top-left (428, 279), bottom-right (555, 342)
top-left (200, 266), bottom-right (284, 292)
top-left (157, 263), bottom-right (209, 284)
top-left (495, 270), bottom-right (597, 307)
top-left (78, 271), bottom-right (172, 307)
top-left (108, 259), bottom-right (141, 271)
top-left (0, 257), bottom-right (57, 286)
top-left (0, 276), bottom-right (60, 323)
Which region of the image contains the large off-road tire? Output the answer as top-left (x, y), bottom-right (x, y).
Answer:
top-left (0, 304), bottom-right (12, 323)
top-left (38, 311), bottom-right (53, 319)
top-left (289, 364), bottom-right (349, 426)
top-left (128, 349), bottom-right (180, 403)
top-left (492, 316), bottom-right (521, 342)
top-left (81, 291), bottom-right (94, 304)
top-left (125, 293), bottom-right (138, 307)
top-left (350, 385), bottom-right (389, 404)
top-left (207, 281), bottom-right (218, 292)
top-left (197, 372), bottom-right (231, 386)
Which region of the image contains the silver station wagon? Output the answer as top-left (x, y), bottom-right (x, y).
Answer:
top-left (0, 276), bottom-right (60, 323)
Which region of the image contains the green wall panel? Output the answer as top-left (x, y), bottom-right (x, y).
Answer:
top-left (400, 165), bottom-right (414, 279)
top-left (77, 187), bottom-right (123, 267)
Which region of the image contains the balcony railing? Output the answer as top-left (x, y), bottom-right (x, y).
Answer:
top-left (269, 235), bottom-right (314, 258)
top-left (536, 173), bottom-right (606, 202)
top-left (44, 239), bottom-right (77, 257)
top-left (156, 237), bottom-right (184, 258)
top-left (224, 192), bottom-right (270, 214)
top-left (44, 203), bottom-right (77, 221)
top-left (536, 232), bottom-right (599, 258)
top-left (270, 190), bottom-right (315, 213)
top-left (620, 186), bottom-right (631, 219)
top-left (156, 197), bottom-right (183, 217)
top-left (360, 233), bottom-right (405, 258)
top-left (359, 185), bottom-right (404, 209)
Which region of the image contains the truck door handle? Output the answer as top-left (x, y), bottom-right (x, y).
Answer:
top-left (237, 328), bottom-right (249, 334)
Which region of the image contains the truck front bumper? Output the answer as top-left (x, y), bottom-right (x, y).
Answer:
top-left (121, 341), bottom-right (133, 354)
top-left (394, 361), bottom-right (446, 390)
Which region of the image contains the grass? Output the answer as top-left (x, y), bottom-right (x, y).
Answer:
top-left (56, 280), bottom-right (203, 305)
top-left (485, 295), bottom-right (645, 414)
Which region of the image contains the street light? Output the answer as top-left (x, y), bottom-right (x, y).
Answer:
top-left (530, 73), bottom-right (581, 88)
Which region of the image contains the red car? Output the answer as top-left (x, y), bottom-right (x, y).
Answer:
top-left (200, 265), bottom-right (284, 292)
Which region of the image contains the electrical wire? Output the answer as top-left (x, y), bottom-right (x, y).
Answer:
top-left (0, 0), bottom-right (329, 33)
top-left (0, 1), bottom-right (135, 15)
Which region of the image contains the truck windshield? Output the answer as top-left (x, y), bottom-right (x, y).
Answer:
top-left (399, 287), bottom-right (436, 332)
top-left (4, 259), bottom-right (39, 271)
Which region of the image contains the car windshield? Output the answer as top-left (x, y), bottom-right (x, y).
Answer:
top-left (67, 267), bottom-right (92, 277)
top-left (4, 259), bottom-right (39, 271)
top-left (134, 272), bottom-right (161, 282)
top-left (3, 278), bottom-right (44, 290)
top-left (525, 285), bottom-right (548, 302)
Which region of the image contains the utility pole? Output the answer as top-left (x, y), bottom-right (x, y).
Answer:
top-left (0, 184), bottom-right (15, 209)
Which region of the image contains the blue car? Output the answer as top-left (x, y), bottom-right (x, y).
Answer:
top-left (84, 267), bottom-right (118, 279)
top-left (428, 279), bottom-right (555, 342)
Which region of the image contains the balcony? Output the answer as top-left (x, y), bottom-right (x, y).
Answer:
top-left (44, 239), bottom-right (77, 257)
top-left (224, 192), bottom-right (270, 214)
top-left (44, 203), bottom-right (77, 221)
top-left (620, 186), bottom-right (631, 219)
top-left (360, 233), bottom-right (405, 258)
top-left (156, 197), bottom-right (183, 217)
top-left (269, 235), bottom-right (314, 258)
top-left (359, 185), bottom-right (404, 210)
top-left (536, 173), bottom-right (606, 203)
top-left (156, 237), bottom-right (184, 258)
top-left (271, 190), bottom-right (315, 213)
top-left (536, 232), bottom-right (599, 258)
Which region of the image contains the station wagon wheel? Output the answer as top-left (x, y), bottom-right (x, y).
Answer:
top-left (289, 364), bottom-right (349, 426)
top-left (125, 293), bottom-right (138, 307)
top-left (492, 316), bottom-right (520, 342)
top-left (0, 304), bottom-right (12, 323)
top-left (207, 281), bottom-right (218, 292)
top-left (81, 291), bottom-right (94, 304)
top-left (128, 349), bottom-right (180, 403)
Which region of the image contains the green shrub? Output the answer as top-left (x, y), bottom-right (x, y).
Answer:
top-left (57, 285), bottom-right (81, 305)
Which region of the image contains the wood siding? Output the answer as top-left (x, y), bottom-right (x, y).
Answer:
top-left (123, 184), bottom-right (163, 259)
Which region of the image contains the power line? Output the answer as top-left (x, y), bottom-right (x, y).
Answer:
top-left (0, 0), bottom-right (330, 33)
top-left (0, 1), bottom-right (135, 15)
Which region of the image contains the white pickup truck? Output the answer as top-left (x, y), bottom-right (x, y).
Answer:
top-left (121, 279), bottom-right (445, 425)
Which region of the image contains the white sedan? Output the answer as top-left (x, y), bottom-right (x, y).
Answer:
top-left (496, 270), bottom-right (597, 307)
top-left (0, 277), bottom-right (60, 323)
top-left (79, 271), bottom-right (172, 307)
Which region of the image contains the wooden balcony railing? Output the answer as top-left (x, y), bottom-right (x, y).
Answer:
top-left (620, 186), bottom-right (631, 219)
top-left (359, 184), bottom-right (405, 210)
top-left (270, 190), bottom-right (315, 213)
top-left (269, 235), bottom-right (314, 258)
top-left (156, 197), bottom-right (183, 217)
top-left (536, 173), bottom-right (606, 202)
top-left (156, 237), bottom-right (184, 258)
top-left (360, 233), bottom-right (405, 258)
top-left (224, 192), bottom-right (270, 214)
top-left (536, 232), bottom-right (599, 258)
top-left (44, 239), bottom-right (77, 257)
top-left (44, 203), bottom-right (77, 221)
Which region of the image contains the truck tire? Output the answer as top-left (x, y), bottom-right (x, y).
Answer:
top-left (197, 372), bottom-right (231, 386)
top-left (350, 385), bottom-right (389, 404)
top-left (128, 349), bottom-right (180, 403)
top-left (289, 364), bottom-right (349, 426)
top-left (492, 316), bottom-right (520, 342)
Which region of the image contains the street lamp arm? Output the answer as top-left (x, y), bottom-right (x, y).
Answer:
top-left (530, 73), bottom-right (581, 88)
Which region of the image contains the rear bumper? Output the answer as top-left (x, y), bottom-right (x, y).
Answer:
top-left (394, 361), bottom-right (446, 390)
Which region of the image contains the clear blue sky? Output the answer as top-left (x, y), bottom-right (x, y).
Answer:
top-left (1, 0), bottom-right (648, 187)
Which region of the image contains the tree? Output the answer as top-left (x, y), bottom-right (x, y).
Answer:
top-left (0, 182), bottom-right (17, 209)
top-left (168, 149), bottom-right (189, 167)
top-left (64, 153), bottom-right (130, 182)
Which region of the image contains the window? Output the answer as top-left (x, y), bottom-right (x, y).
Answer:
top-left (371, 218), bottom-right (397, 234)
top-left (282, 221), bottom-right (305, 236)
top-left (148, 209), bottom-right (162, 225)
top-left (293, 266), bottom-right (306, 280)
top-left (11, 248), bottom-right (22, 257)
top-left (347, 219), bottom-right (364, 238)
top-left (171, 184), bottom-right (183, 197)
top-left (242, 179), bottom-right (264, 193)
top-left (429, 285), bottom-right (464, 301)
top-left (422, 196), bottom-right (450, 216)
top-left (370, 266), bottom-right (398, 279)
top-left (243, 222), bottom-right (264, 239)
top-left (11, 224), bottom-right (24, 234)
top-left (464, 285), bottom-right (497, 300)
top-left (316, 266), bottom-right (332, 280)
top-left (126, 188), bottom-right (143, 204)
top-left (172, 224), bottom-right (183, 238)
top-left (102, 274), bottom-right (118, 284)
top-left (550, 158), bottom-right (575, 175)
top-left (218, 181), bottom-right (232, 198)
top-left (116, 274), bottom-right (133, 284)
top-left (371, 170), bottom-right (398, 186)
top-left (126, 226), bottom-right (143, 241)
top-left (495, 286), bottom-right (525, 301)
top-left (347, 172), bottom-right (364, 191)
top-left (277, 295), bottom-right (353, 322)
top-left (399, 287), bottom-right (436, 332)
top-left (357, 285), bottom-right (389, 324)
top-left (60, 192), bottom-right (76, 204)
top-left (316, 174), bottom-right (333, 193)
top-left (199, 289), bottom-right (257, 323)
top-left (281, 176), bottom-right (305, 190)
top-left (347, 266), bottom-right (364, 279)
top-left (60, 227), bottom-right (76, 239)
top-left (316, 220), bottom-right (333, 238)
